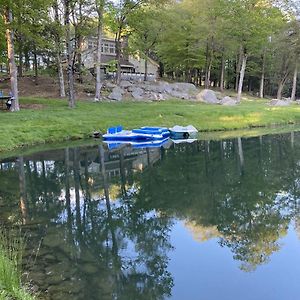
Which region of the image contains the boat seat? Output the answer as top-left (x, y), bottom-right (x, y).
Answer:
top-left (108, 127), bottom-right (116, 134)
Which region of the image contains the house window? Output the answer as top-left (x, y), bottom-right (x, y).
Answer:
top-left (109, 44), bottom-right (115, 54)
top-left (104, 43), bottom-right (109, 53)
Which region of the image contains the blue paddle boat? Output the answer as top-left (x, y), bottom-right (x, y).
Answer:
top-left (104, 137), bottom-right (170, 150)
top-left (103, 126), bottom-right (170, 141)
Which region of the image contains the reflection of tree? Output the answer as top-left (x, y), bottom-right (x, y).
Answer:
top-left (2, 131), bottom-right (300, 298)
top-left (0, 146), bottom-right (174, 299)
top-left (18, 156), bottom-right (29, 224)
top-left (136, 134), bottom-right (300, 271)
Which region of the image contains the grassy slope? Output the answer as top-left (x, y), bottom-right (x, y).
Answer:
top-left (1, 97), bottom-right (300, 152)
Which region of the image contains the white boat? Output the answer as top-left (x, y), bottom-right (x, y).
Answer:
top-left (171, 138), bottom-right (197, 144)
top-left (169, 125), bottom-right (198, 139)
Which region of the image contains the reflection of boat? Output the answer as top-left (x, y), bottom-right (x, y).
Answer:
top-left (169, 125), bottom-right (198, 139)
top-left (171, 139), bottom-right (197, 144)
top-left (103, 126), bottom-right (170, 141)
top-left (104, 137), bottom-right (170, 150)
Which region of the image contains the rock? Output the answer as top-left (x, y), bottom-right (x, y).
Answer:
top-left (141, 83), bottom-right (166, 93)
top-left (105, 82), bottom-right (117, 89)
top-left (119, 80), bottom-right (132, 88)
top-left (131, 87), bottom-right (144, 100)
top-left (108, 86), bottom-right (124, 101)
top-left (196, 89), bottom-right (219, 104)
top-left (168, 90), bottom-right (190, 100)
top-left (269, 99), bottom-right (290, 106)
top-left (220, 96), bottom-right (238, 106)
top-left (170, 82), bottom-right (197, 92)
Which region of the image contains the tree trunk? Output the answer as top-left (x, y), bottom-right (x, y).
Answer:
top-left (259, 50), bottom-right (266, 99)
top-left (291, 61), bottom-right (298, 101)
top-left (54, 1), bottom-right (66, 98)
top-left (18, 43), bottom-right (23, 77)
top-left (277, 71), bottom-right (289, 100)
top-left (24, 49), bottom-right (30, 71)
top-left (205, 58), bottom-right (212, 88)
top-left (220, 51), bottom-right (225, 92)
top-left (144, 55), bottom-right (148, 81)
top-left (277, 80), bottom-right (285, 100)
top-left (64, 0), bottom-right (75, 108)
top-left (5, 7), bottom-right (19, 111)
top-left (204, 39), bottom-right (213, 89)
top-left (115, 38), bottom-right (122, 85)
top-left (76, 1), bottom-right (83, 84)
top-left (94, 0), bottom-right (104, 101)
top-left (235, 46), bottom-right (243, 92)
top-left (33, 47), bottom-right (38, 83)
top-left (17, 1), bottom-right (23, 78)
top-left (237, 51), bottom-right (247, 102)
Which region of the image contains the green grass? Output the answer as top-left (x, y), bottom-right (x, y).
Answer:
top-left (0, 230), bottom-right (34, 300)
top-left (1, 97), bottom-right (300, 153)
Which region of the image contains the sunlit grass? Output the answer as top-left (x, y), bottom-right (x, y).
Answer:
top-left (0, 230), bottom-right (34, 300)
top-left (0, 97), bottom-right (300, 153)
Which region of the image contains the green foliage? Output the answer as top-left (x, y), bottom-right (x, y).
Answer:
top-left (0, 230), bottom-right (35, 300)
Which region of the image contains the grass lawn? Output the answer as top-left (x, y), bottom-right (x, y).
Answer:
top-left (1, 96), bottom-right (300, 153)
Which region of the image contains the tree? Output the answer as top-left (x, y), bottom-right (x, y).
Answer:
top-left (94, 0), bottom-right (105, 101)
top-left (52, 0), bottom-right (66, 98)
top-left (63, 0), bottom-right (75, 108)
top-left (129, 6), bottom-right (164, 81)
top-left (3, 4), bottom-right (19, 111)
top-left (107, 0), bottom-right (167, 85)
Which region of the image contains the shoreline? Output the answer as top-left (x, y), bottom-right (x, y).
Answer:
top-left (0, 97), bottom-right (300, 156)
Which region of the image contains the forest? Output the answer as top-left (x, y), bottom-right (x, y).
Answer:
top-left (0, 0), bottom-right (299, 110)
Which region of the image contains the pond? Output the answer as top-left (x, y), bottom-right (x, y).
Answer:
top-left (1, 132), bottom-right (300, 300)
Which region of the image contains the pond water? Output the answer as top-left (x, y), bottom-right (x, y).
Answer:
top-left (1, 132), bottom-right (300, 300)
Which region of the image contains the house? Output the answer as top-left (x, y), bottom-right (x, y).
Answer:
top-left (81, 36), bottom-right (159, 80)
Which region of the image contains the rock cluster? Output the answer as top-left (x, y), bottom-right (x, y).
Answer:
top-left (106, 80), bottom-right (198, 101)
top-left (196, 89), bottom-right (239, 106)
top-left (104, 81), bottom-right (239, 105)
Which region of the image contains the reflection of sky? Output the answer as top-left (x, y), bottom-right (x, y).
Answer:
top-left (168, 221), bottom-right (300, 300)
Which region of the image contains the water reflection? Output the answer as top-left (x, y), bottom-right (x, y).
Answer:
top-left (0, 132), bottom-right (300, 299)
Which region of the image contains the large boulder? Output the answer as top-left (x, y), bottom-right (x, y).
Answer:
top-left (170, 82), bottom-right (197, 93)
top-left (141, 82), bottom-right (167, 93)
top-left (196, 89), bottom-right (219, 104)
top-left (168, 89), bottom-right (190, 100)
top-left (131, 87), bottom-right (144, 100)
top-left (104, 81), bottom-right (117, 89)
top-left (220, 96), bottom-right (238, 106)
top-left (108, 86), bottom-right (125, 101)
top-left (269, 99), bottom-right (290, 106)
top-left (119, 80), bottom-right (132, 88)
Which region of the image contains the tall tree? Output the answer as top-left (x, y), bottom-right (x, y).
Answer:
top-left (94, 0), bottom-right (105, 101)
top-left (53, 0), bottom-right (66, 98)
top-left (3, 5), bottom-right (19, 111)
top-left (64, 0), bottom-right (75, 108)
top-left (107, 0), bottom-right (167, 85)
